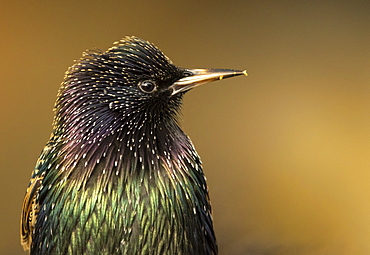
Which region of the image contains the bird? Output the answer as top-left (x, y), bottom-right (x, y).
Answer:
top-left (20, 36), bottom-right (247, 255)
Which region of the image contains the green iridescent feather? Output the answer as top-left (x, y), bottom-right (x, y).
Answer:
top-left (21, 37), bottom-right (217, 255)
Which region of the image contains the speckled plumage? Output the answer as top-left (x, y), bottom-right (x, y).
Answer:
top-left (21, 36), bottom-right (246, 255)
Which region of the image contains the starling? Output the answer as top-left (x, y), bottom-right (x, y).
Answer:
top-left (20, 36), bottom-right (247, 255)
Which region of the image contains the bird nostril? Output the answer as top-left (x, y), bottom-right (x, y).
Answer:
top-left (183, 70), bottom-right (193, 77)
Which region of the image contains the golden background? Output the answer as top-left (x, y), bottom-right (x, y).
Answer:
top-left (1, 1), bottom-right (369, 254)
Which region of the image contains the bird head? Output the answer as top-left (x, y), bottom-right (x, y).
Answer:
top-left (55, 36), bottom-right (246, 146)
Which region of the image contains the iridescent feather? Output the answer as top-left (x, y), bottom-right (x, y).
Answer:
top-left (21, 37), bottom-right (218, 255)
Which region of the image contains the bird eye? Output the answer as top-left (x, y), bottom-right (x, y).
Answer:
top-left (139, 80), bottom-right (157, 93)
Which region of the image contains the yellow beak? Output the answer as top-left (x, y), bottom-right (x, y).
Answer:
top-left (170, 68), bottom-right (248, 95)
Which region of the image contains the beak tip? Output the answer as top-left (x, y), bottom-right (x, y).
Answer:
top-left (242, 70), bottom-right (248, 76)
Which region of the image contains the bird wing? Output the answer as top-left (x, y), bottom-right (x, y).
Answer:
top-left (20, 173), bottom-right (44, 250)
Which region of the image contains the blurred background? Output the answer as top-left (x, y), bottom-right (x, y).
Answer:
top-left (1, 1), bottom-right (369, 254)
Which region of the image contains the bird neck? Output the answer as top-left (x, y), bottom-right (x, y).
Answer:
top-left (51, 104), bottom-right (198, 186)
top-left (41, 101), bottom-right (216, 254)
top-left (41, 113), bottom-right (215, 254)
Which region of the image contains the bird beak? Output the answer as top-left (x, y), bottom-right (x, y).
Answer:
top-left (169, 68), bottom-right (248, 96)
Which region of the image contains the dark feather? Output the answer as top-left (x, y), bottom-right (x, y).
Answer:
top-left (21, 36), bottom-right (217, 254)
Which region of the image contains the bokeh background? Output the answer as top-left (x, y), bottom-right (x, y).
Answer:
top-left (1, 1), bottom-right (369, 254)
